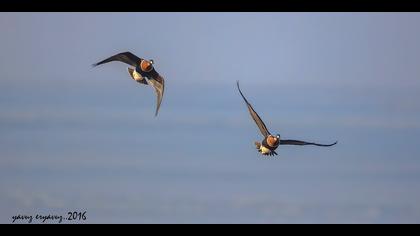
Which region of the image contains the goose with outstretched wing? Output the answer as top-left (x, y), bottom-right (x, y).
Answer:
top-left (236, 81), bottom-right (337, 156)
top-left (93, 51), bottom-right (165, 117)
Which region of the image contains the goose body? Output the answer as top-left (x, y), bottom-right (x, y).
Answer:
top-left (236, 81), bottom-right (337, 157)
top-left (93, 51), bottom-right (165, 117)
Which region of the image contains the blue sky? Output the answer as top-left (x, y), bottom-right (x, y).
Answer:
top-left (1, 13), bottom-right (420, 223)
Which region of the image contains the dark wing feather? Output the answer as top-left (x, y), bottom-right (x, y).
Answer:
top-left (236, 81), bottom-right (271, 137)
top-left (93, 52), bottom-right (142, 67)
top-left (147, 72), bottom-right (165, 117)
top-left (280, 139), bottom-right (337, 147)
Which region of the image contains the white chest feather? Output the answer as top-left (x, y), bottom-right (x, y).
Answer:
top-left (133, 70), bottom-right (144, 82)
top-left (260, 146), bottom-right (271, 155)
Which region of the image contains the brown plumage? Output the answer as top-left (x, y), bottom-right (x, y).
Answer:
top-left (93, 52), bottom-right (165, 117)
top-left (266, 135), bottom-right (279, 147)
top-left (236, 81), bottom-right (337, 157)
top-left (140, 60), bottom-right (153, 72)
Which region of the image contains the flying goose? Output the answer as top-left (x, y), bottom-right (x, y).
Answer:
top-left (93, 51), bottom-right (165, 117)
top-left (236, 81), bottom-right (337, 156)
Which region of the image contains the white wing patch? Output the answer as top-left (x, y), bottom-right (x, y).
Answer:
top-left (260, 146), bottom-right (272, 155)
top-left (132, 70), bottom-right (144, 82)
